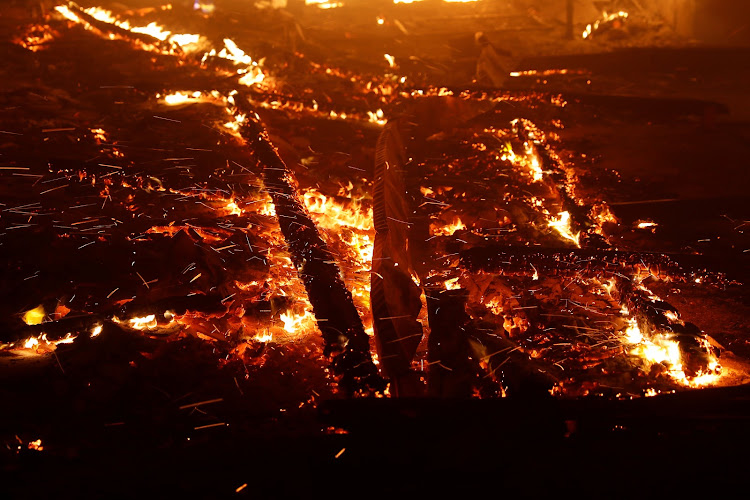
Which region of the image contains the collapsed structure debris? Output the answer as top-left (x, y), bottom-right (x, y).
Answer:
top-left (1, 4), bottom-right (749, 492)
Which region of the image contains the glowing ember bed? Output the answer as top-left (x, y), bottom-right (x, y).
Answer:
top-left (1, 1), bottom-right (749, 496)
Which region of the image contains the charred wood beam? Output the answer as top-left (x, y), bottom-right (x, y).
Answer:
top-left (65, 2), bottom-right (175, 52)
top-left (460, 245), bottom-right (741, 285)
top-left (0, 314), bottom-right (104, 347)
top-left (63, 2), bottom-right (261, 95)
top-left (370, 120), bottom-right (426, 396)
top-left (117, 293), bottom-right (226, 319)
top-left (234, 97), bottom-right (382, 394)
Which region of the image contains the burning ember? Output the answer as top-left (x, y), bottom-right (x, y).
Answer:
top-left (582, 10), bottom-right (629, 40)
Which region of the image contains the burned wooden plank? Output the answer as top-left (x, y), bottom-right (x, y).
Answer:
top-left (512, 118), bottom-right (606, 247)
top-left (370, 120), bottom-right (425, 396)
top-left (234, 97), bottom-right (382, 394)
top-left (460, 245), bottom-right (741, 285)
top-left (65, 2), bottom-right (175, 53)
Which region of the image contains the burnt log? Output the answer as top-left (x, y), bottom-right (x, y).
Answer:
top-left (234, 99), bottom-right (382, 394)
top-left (460, 245), bottom-right (738, 285)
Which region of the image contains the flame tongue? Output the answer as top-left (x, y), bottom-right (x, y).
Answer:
top-left (547, 211), bottom-right (580, 246)
top-left (610, 278), bottom-right (722, 388)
